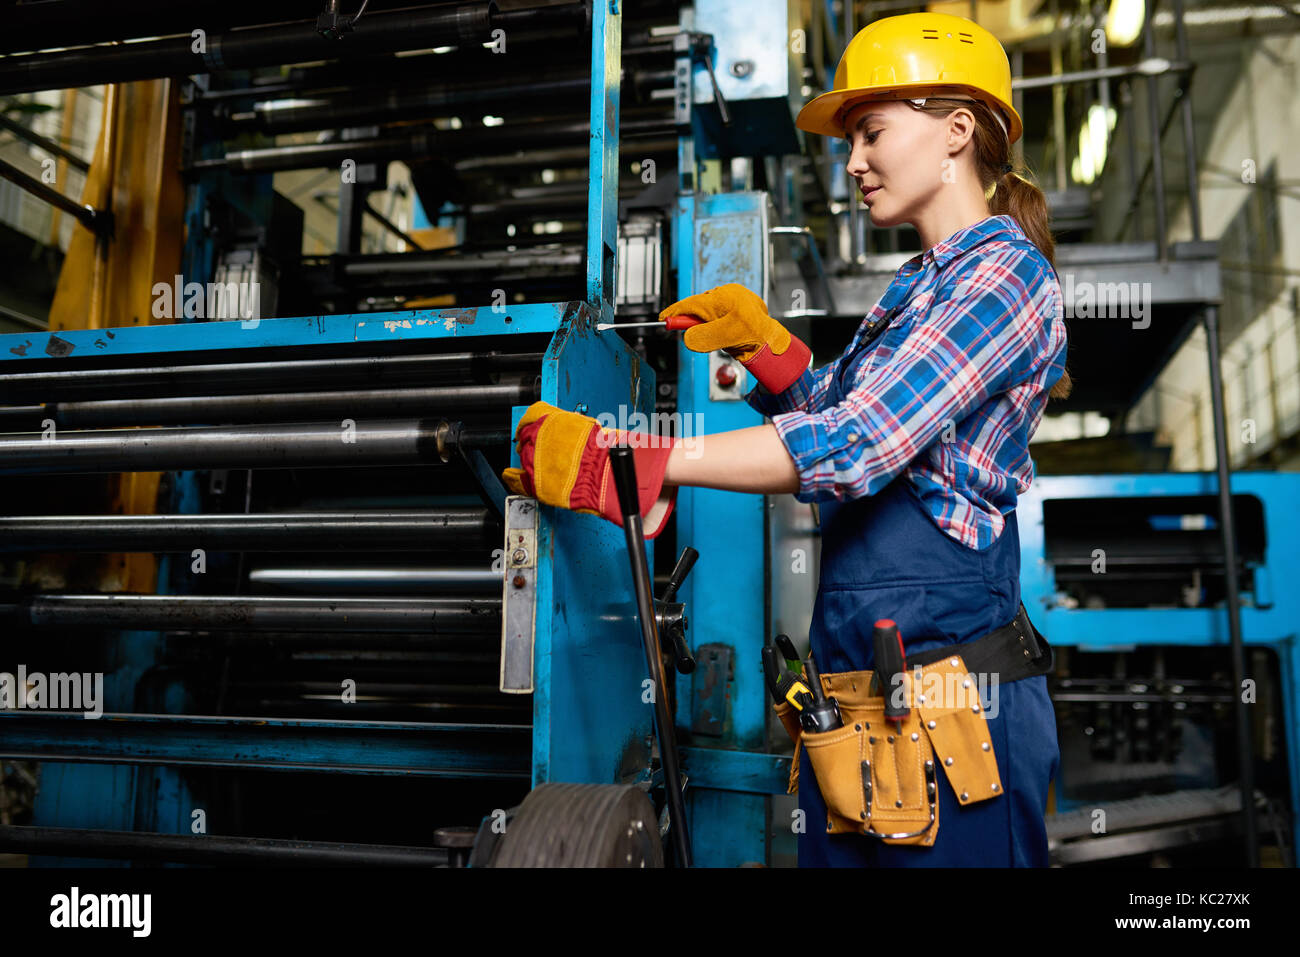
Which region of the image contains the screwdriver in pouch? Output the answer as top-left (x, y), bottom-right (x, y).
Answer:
top-left (798, 653), bottom-right (843, 734)
top-left (872, 619), bottom-right (909, 731)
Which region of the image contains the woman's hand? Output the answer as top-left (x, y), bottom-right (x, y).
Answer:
top-left (501, 401), bottom-right (678, 538)
top-left (659, 283), bottom-right (812, 393)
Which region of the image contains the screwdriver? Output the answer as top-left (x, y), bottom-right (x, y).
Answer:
top-left (596, 315), bottom-right (703, 332)
top-left (871, 619), bottom-right (909, 731)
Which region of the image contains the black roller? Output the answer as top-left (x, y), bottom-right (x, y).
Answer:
top-left (235, 74), bottom-right (592, 134)
top-left (194, 113), bottom-right (671, 173)
top-left (0, 594), bottom-right (502, 633)
top-left (0, 2), bottom-right (588, 96)
top-left (0, 419), bottom-right (506, 475)
top-left (195, 118), bottom-right (593, 174)
top-left (453, 138), bottom-right (677, 173)
top-left (0, 377), bottom-right (540, 430)
top-left (0, 824), bottom-right (451, 866)
top-left (0, 510), bottom-right (497, 553)
top-left (247, 567), bottom-right (502, 592)
top-left (337, 248), bottom-right (581, 277)
top-left (229, 65), bottom-right (675, 135)
top-left (0, 350), bottom-right (545, 404)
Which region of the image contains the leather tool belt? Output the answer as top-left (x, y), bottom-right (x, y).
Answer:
top-left (774, 603), bottom-right (1052, 846)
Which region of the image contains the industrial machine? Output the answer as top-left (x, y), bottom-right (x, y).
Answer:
top-left (0, 0), bottom-right (1293, 868)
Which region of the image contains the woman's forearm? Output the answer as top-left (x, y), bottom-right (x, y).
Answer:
top-left (663, 424), bottom-right (802, 495)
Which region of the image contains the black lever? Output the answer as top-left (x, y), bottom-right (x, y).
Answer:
top-left (683, 33), bottom-right (731, 126)
top-left (658, 547), bottom-right (698, 674)
top-left (662, 546), bottom-right (697, 603)
top-left (609, 445), bottom-right (692, 868)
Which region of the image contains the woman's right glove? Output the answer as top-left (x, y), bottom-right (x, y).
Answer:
top-left (659, 283), bottom-right (811, 394)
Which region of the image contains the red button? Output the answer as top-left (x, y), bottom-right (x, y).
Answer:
top-left (715, 364), bottom-right (737, 388)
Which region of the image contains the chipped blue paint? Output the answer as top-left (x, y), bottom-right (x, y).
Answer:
top-left (0, 303), bottom-right (580, 362)
top-left (525, 301), bottom-right (658, 787)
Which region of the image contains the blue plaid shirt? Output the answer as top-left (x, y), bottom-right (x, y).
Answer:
top-left (747, 214), bottom-right (1067, 551)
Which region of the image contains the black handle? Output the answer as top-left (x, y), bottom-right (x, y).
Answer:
top-left (688, 33), bottom-right (730, 126)
top-left (661, 546), bottom-right (698, 675)
top-left (667, 625), bottom-right (695, 675)
top-left (608, 441), bottom-right (692, 867)
top-left (773, 633), bottom-right (801, 668)
top-left (762, 646), bottom-right (782, 703)
top-left (661, 546), bottom-right (698, 604)
top-left (608, 445), bottom-right (641, 520)
top-left (873, 619), bottom-right (909, 725)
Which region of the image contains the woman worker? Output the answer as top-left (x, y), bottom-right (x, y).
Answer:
top-left (501, 12), bottom-right (1071, 867)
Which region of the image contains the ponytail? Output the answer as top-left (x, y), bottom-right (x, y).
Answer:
top-left (991, 166), bottom-right (1073, 401)
top-left (914, 97), bottom-right (1074, 401)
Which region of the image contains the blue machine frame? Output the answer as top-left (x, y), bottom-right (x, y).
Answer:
top-left (0, 0), bottom-right (691, 864)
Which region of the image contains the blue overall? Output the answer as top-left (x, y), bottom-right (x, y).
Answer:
top-left (797, 315), bottom-right (1060, 868)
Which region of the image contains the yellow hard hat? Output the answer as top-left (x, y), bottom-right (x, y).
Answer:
top-left (796, 12), bottom-right (1023, 146)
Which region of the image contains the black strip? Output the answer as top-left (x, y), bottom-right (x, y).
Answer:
top-left (906, 603), bottom-right (1053, 683)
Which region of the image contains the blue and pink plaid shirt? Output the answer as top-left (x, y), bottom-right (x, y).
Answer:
top-left (746, 214), bottom-right (1067, 551)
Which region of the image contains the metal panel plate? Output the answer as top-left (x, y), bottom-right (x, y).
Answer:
top-left (500, 496), bottom-right (538, 693)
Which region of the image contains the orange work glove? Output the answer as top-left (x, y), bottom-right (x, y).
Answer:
top-left (500, 401), bottom-right (678, 539)
top-left (659, 283), bottom-right (812, 393)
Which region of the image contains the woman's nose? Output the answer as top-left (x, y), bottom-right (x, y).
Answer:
top-left (845, 144), bottom-right (868, 177)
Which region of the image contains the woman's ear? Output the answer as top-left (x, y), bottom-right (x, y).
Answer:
top-left (945, 107), bottom-right (976, 153)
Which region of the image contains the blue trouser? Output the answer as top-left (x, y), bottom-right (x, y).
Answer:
top-left (797, 475), bottom-right (1060, 867)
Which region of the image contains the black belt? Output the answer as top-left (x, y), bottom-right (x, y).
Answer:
top-left (905, 603), bottom-right (1053, 683)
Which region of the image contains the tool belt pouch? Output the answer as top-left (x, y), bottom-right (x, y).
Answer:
top-left (797, 656), bottom-right (1003, 847)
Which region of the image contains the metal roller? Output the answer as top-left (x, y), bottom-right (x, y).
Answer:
top-left (188, 33), bottom-right (674, 104)
top-left (0, 510), bottom-right (497, 553)
top-left (233, 74), bottom-right (593, 135)
top-left (192, 114), bottom-right (673, 174)
top-left (0, 594), bottom-right (502, 633)
top-left (301, 250), bottom-right (585, 299)
top-left (0, 1), bottom-right (588, 96)
top-left (0, 712), bottom-right (531, 777)
top-left (0, 419), bottom-right (506, 475)
top-left (193, 118), bottom-right (590, 174)
top-left (0, 377), bottom-right (540, 430)
top-left (453, 138), bottom-right (677, 173)
top-left (0, 825), bottom-right (451, 867)
top-left (228, 66), bottom-right (676, 135)
top-left (238, 681), bottom-right (505, 700)
top-left (0, 350), bottom-right (544, 404)
top-left (331, 249), bottom-right (582, 277)
top-left (247, 568), bottom-right (502, 592)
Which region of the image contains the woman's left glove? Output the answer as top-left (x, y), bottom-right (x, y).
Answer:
top-left (500, 401), bottom-right (679, 539)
